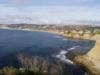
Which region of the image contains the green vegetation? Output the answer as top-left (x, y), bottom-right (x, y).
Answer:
top-left (0, 67), bottom-right (47, 75)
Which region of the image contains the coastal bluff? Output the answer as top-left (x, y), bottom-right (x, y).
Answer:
top-left (88, 35), bottom-right (100, 70)
top-left (56, 30), bottom-right (100, 75)
top-left (52, 30), bottom-right (100, 75)
top-left (70, 34), bottom-right (100, 75)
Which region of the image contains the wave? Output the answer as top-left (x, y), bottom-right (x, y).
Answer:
top-left (68, 46), bottom-right (80, 51)
top-left (62, 38), bottom-right (68, 41)
top-left (54, 46), bottom-right (80, 64)
top-left (55, 36), bottom-right (68, 41)
top-left (56, 36), bottom-right (62, 38)
top-left (55, 50), bottom-right (73, 64)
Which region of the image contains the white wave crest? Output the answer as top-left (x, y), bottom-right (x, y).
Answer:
top-left (55, 50), bottom-right (73, 64)
top-left (56, 36), bottom-right (62, 38)
top-left (68, 46), bottom-right (80, 51)
top-left (54, 46), bottom-right (80, 64)
top-left (62, 38), bottom-right (68, 41)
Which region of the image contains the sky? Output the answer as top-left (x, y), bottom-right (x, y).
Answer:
top-left (0, 0), bottom-right (100, 25)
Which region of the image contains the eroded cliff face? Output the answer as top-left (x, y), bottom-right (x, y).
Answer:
top-left (88, 35), bottom-right (100, 70)
top-left (61, 33), bottom-right (100, 75)
top-left (72, 55), bottom-right (100, 75)
top-left (67, 34), bottom-right (100, 75)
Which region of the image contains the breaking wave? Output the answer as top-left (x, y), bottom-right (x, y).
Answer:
top-left (54, 46), bottom-right (80, 64)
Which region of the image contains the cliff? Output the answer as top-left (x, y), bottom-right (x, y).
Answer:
top-left (69, 34), bottom-right (100, 75)
top-left (88, 35), bottom-right (100, 70)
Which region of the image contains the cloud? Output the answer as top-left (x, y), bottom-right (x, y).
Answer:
top-left (0, 5), bottom-right (100, 24)
top-left (6, 0), bottom-right (98, 6)
top-left (0, 0), bottom-right (99, 25)
top-left (9, 0), bottom-right (24, 5)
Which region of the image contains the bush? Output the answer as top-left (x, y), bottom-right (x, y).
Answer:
top-left (0, 67), bottom-right (48, 75)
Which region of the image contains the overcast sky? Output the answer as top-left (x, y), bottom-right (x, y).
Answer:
top-left (0, 0), bottom-right (100, 24)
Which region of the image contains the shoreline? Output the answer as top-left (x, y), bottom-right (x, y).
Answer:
top-left (0, 27), bottom-right (100, 74)
top-left (88, 35), bottom-right (100, 70)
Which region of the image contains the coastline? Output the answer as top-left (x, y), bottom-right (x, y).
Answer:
top-left (88, 35), bottom-right (100, 70)
top-left (0, 27), bottom-right (100, 75)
